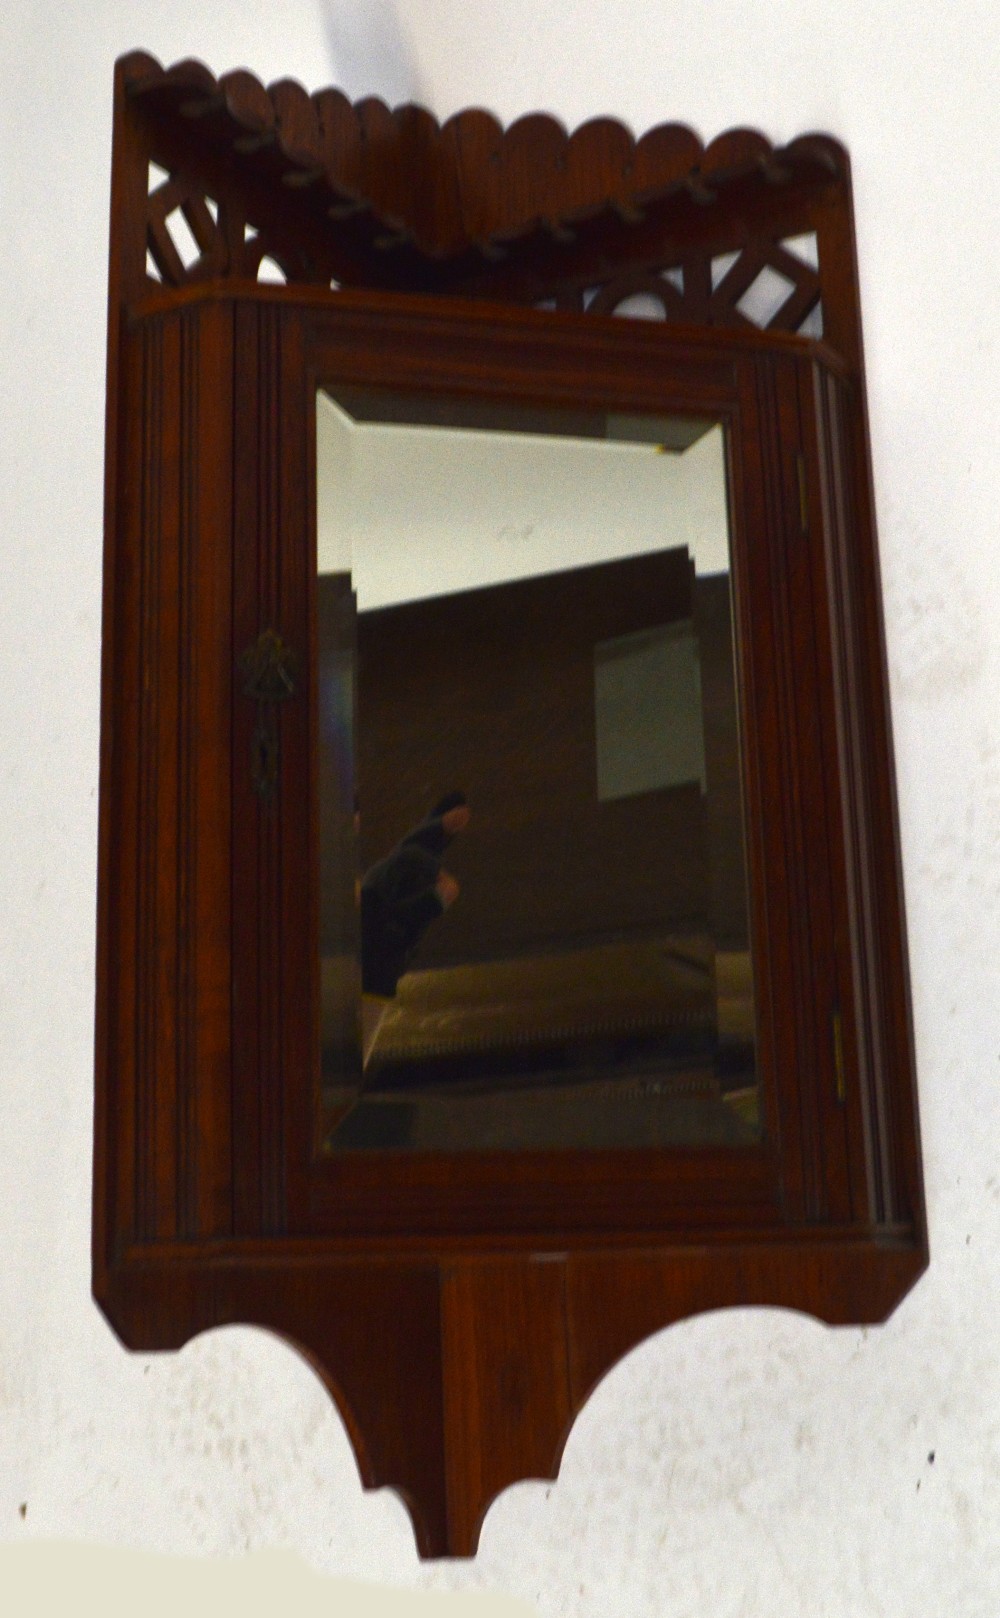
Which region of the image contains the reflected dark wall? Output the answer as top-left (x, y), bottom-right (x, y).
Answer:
top-left (317, 573), bottom-right (358, 956)
top-left (695, 573), bottom-right (750, 951)
top-left (354, 549), bottom-right (746, 969)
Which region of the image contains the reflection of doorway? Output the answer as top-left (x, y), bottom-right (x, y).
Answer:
top-left (342, 546), bottom-right (752, 1105)
top-left (356, 547), bottom-right (711, 969)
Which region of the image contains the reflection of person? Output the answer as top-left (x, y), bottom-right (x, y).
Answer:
top-left (359, 792), bottom-right (470, 1064)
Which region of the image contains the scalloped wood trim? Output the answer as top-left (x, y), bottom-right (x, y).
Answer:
top-left (120, 50), bottom-right (845, 261)
top-left (115, 51), bottom-right (862, 372)
top-left (96, 1236), bottom-right (925, 1558)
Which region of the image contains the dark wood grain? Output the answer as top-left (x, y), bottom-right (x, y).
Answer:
top-left (94, 298), bottom-right (235, 1258)
top-left (441, 1258), bottom-right (570, 1555)
top-left (94, 58), bottom-right (925, 1557)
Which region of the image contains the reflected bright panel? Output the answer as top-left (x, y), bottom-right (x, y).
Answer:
top-left (316, 389), bottom-right (758, 1152)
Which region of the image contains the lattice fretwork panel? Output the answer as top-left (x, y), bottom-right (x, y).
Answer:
top-left (550, 233), bottom-right (823, 339)
top-left (145, 164), bottom-right (304, 288)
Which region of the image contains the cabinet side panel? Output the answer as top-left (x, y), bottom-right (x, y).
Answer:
top-left (184, 303), bottom-right (235, 1237)
top-left (231, 303), bottom-right (310, 1236)
top-left (95, 324), bottom-right (144, 1272)
top-left (735, 354), bottom-right (852, 1222)
top-left (96, 303), bottom-right (235, 1261)
top-left (814, 365), bottom-right (922, 1230)
top-left (140, 312), bottom-right (182, 1242)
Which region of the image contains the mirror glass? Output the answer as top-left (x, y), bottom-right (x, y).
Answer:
top-left (316, 388), bottom-right (759, 1152)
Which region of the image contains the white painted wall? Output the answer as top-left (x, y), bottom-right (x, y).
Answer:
top-left (3, 2), bottom-right (999, 1613)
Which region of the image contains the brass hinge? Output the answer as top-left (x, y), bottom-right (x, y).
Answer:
top-left (831, 1007), bottom-right (846, 1106)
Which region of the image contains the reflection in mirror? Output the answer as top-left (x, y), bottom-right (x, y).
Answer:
top-left (316, 389), bottom-right (758, 1153)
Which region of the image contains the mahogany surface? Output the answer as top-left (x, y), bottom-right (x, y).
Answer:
top-left (94, 54), bottom-right (926, 1557)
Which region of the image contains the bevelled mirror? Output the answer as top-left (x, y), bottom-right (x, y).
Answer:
top-left (316, 391), bottom-right (757, 1155)
top-left (94, 51), bottom-right (926, 1558)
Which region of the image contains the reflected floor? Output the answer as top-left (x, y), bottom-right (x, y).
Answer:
top-left (322, 933), bottom-right (757, 1153)
top-left (323, 1071), bottom-right (757, 1152)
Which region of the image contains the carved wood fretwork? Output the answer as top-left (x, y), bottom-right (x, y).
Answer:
top-left (549, 232), bottom-right (823, 339)
top-left (145, 166), bottom-right (301, 288)
top-left (95, 52), bottom-right (924, 1560)
top-left (118, 51), bottom-right (863, 373)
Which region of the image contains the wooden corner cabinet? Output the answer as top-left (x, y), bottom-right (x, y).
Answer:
top-left (94, 51), bottom-right (926, 1557)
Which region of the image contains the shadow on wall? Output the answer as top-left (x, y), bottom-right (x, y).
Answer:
top-left (320, 0), bottom-right (426, 106)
